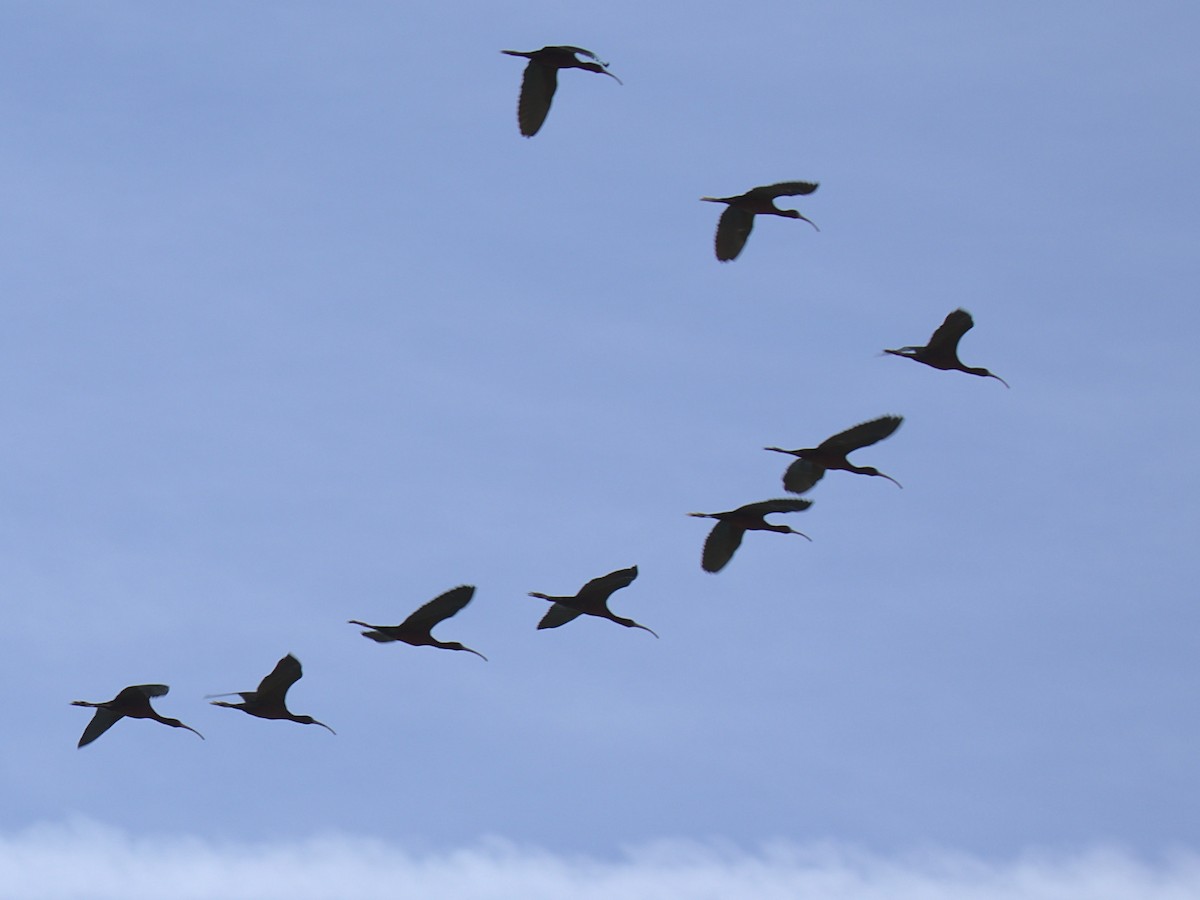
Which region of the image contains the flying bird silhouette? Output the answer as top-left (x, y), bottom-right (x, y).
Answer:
top-left (208, 654), bottom-right (335, 734)
top-left (688, 499), bottom-right (813, 573)
top-left (884, 308), bottom-right (1009, 387)
top-left (529, 565), bottom-right (657, 636)
top-left (71, 683), bottom-right (204, 748)
top-left (349, 585), bottom-right (487, 660)
top-left (700, 181), bottom-right (819, 261)
top-left (766, 416), bottom-right (903, 495)
top-left (501, 45), bottom-right (621, 137)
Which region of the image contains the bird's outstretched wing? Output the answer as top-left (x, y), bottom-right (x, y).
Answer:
top-left (517, 62), bottom-right (558, 136)
top-left (255, 654), bottom-right (303, 702)
top-left (715, 206), bottom-right (755, 261)
top-left (354, 628), bottom-right (395, 643)
top-left (782, 459), bottom-right (825, 495)
top-left (577, 565), bottom-right (638, 603)
top-left (926, 309), bottom-right (974, 354)
top-left (749, 181), bottom-right (819, 199)
top-left (128, 684), bottom-right (170, 699)
top-left (551, 45), bottom-right (604, 62)
top-left (735, 498), bottom-right (814, 517)
top-left (537, 603), bottom-right (587, 630)
top-left (77, 708), bottom-right (123, 747)
top-left (400, 585), bottom-right (476, 631)
top-left (701, 520), bottom-right (745, 573)
top-left (818, 416), bottom-right (903, 454)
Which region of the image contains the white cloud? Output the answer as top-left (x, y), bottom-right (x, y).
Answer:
top-left (1, 821), bottom-right (1197, 900)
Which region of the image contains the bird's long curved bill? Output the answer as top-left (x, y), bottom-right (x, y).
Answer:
top-left (313, 720), bottom-right (336, 735)
top-left (182, 724), bottom-right (205, 740)
top-left (633, 623), bottom-right (660, 639)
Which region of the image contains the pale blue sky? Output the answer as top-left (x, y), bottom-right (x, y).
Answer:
top-left (1, 2), bottom-right (1198, 894)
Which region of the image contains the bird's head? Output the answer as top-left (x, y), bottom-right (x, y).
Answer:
top-left (447, 642), bottom-right (489, 661)
top-left (167, 719), bottom-right (205, 740)
top-left (781, 210), bottom-right (820, 231)
top-left (973, 368), bottom-right (1010, 388)
top-left (297, 716), bottom-right (336, 734)
top-left (617, 617), bottom-right (660, 639)
top-left (863, 468), bottom-right (903, 488)
top-left (580, 62), bottom-right (623, 83)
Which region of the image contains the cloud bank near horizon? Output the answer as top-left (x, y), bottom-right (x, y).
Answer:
top-left (1, 821), bottom-right (1198, 900)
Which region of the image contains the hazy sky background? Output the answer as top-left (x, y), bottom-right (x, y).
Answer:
top-left (2, 2), bottom-right (1198, 896)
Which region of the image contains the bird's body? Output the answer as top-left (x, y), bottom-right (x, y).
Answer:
top-left (766, 415), bottom-right (903, 495)
top-left (501, 45), bottom-right (621, 137)
top-left (349, 585), bottom-right (486, 660)
top-left (529, 565), bottom-right (657, 636)
top-left (688, 499), bottom-right (813, 573)
top-left (71, 684), bottom-right (203, 748)
top-left (700, 181), bottom-right (819, 261)
top-left (208, 654), bottom-right (334, 733)
top-left (885, 308), bottom-right (1009, 387)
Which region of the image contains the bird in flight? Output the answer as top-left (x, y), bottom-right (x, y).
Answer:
top-left (884, 308), bottom-right (1009, 387)
top-left (501, 45), bottom-right (621, 137)
top-left (349, 585), bottom-right (487, 660)
top-left (208, 654), bottom-right (335, 734)
top-left (700, 181), bottom-right (819, 261)
top-left (688, 499), bottom-right (813, 573)
top-left (529, 565), bottom-right (657, 636)
top-left (71, 683), bottom-right (204, 748)
top-left (766, 416), bottom-right (903, 495)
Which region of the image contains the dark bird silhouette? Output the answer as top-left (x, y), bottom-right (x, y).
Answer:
top-left (349, 585), bottom-right (487, 660)
top-left (884, 308), bottom-right (1009, 387)
top-left (529, 565), bottom-right (657, 636)
top-left (71, 684), bottom-right (203, 748)
top-left (766, 416), bottom-right (903, 495)
top-left (501, 46), bottom-right (621, 137)
top-left (208, 654), bottom-right (335, 734)
top-left (700, 181), bottom-right (819, 261)
top-left (688, 499), bottom-right (813, 573)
